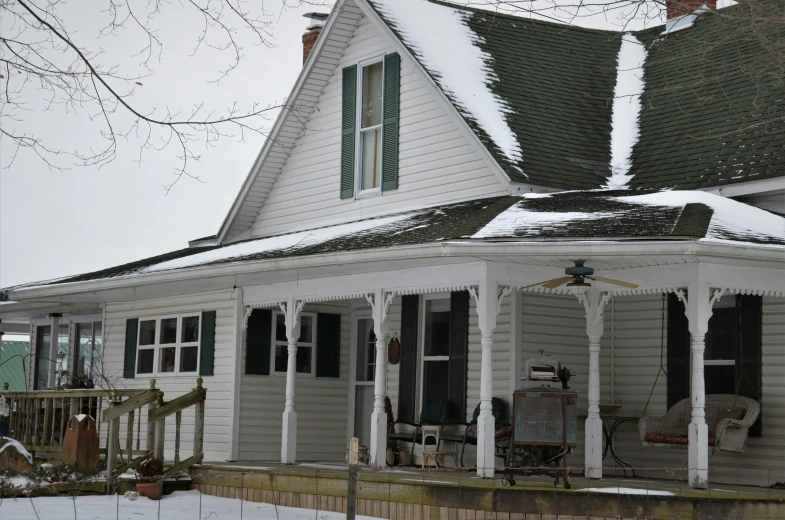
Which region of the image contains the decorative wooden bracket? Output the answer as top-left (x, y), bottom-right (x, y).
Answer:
top-left (497, 285), bottom-right (513, 316)
top-left (365, 291), bottom-right (396, 324)
top-left (575, 291), bottom-right (612, 326)
top-left (279, 299), bottom-right (305, 334)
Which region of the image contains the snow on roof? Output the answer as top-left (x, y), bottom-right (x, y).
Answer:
top-left (472, 207), bottom-right (617, 239)
top-left (615, 191), bottom-right (785, 244)
top-left (373, 0), bottom-right (523, 165)
top-left (143, 213), bottom-right (416, 273)
top-left (606, 34), bottom-right (647, 190)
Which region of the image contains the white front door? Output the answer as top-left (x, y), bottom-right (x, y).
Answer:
top-left (349, 312), bottom-right (376, 448)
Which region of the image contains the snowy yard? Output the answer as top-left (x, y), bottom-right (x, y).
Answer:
top-left (0, 490), bottom-right (382, 520)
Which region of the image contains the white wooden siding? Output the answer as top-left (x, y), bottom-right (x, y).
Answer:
top-left (103, 289), bottom-right (237, 462)
top-left (249, 12), bottom-right (506, 239)
top-left (237, 302), bottom-right (350, 462)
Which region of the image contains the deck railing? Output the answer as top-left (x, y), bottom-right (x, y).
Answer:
top-left (3, 384), bottom-right (142, 454)
top-left (1, 378), bottom-right (206, 479)
top-left (104, 378), bottom-right (206, 478)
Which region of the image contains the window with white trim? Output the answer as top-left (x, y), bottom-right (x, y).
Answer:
top-left (356, 58), bottom-right (384, 195)
top-left (136, 315), bottom-right (200, 376)
top-left (420, 296), bottom-right (451, 409)
top-left (272, 312), bottom-right (316, 374)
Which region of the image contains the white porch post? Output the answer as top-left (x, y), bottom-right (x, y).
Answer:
top-left (281, 297), bottom-right (303, 464)
top-left (471, 283), bottom-right (503, 478)
top-left (368, 289), bottom-right (392, 468)
top-left (679, 284), bottom-right (718, 489)
top-left (48, 313), bottom-right (60, 389)
top-left (580, 290), bottom-right (609, 479)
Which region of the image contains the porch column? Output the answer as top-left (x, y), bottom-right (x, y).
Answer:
top-left (368, 289), bottom-right (391, 468)
top-left (281, 297), bottom-right (303, 464)
top-left (471, 283), bottom-right (500, 478)
top-left (48, 313), bottom-right (61, 389)
top-left (679, 284), bottom-right (717, 489)
top-left (580, 291), bottom-right (609, 479)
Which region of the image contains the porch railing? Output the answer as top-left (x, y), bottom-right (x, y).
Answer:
top-left (103, 377), bottom-right (206, 478)
top-left (1, 378), bottom-right (206, 479)
top-left (3, 384), bottom-right (142, 453)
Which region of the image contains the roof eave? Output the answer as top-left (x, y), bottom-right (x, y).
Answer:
top-left (8, 239), bottom-right (783, 302)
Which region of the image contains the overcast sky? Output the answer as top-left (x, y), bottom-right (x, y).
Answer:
top-left (0, 0), bottom-right (733, 288)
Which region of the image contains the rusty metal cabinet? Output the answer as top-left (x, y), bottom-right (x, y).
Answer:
top-left (506, 387), bottom-right (577, 488)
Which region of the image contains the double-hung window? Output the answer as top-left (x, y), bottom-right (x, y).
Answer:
top-left (340, 53), bottom-right (400, 199)
top-left (420, 296), bottom-right (451, 409)
top-left (357, 59), bottom-right (384, 195)
top-left (136, 315), bottom-right (200, 376)
top-left (272, 312), bottom-right (316, 375)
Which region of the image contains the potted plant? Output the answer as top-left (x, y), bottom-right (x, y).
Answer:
top-left (135, 456), bottom-right (164, 500)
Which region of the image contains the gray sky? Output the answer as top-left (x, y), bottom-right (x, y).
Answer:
top-left (0, 0), bottom-right (732, 288)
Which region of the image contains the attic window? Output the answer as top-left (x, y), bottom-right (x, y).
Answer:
top-left (358, 59), bottom-right (384, 194)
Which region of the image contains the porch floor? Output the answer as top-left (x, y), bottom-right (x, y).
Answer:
top-left (189, 461), bottom-right (785, 519)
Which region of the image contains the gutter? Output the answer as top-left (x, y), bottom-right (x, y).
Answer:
top-left (8, 240), bottom-right (784, 302)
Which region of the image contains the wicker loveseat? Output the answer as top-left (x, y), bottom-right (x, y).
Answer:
top-left (639, 395), bottom-right (760, 453)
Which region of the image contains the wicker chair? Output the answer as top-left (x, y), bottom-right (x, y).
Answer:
top-left (639, 395), bottom-right (760, 453)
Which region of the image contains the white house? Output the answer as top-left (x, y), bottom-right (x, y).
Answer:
top-left (1, 0), bottom-right (783, 491)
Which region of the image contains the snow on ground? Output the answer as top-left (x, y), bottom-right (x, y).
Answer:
top-left (581, 486), bottom-right (674, 496)
top-left (0, 490), bottom-right (383, 520)
top-left (372, 0), bottom-right (523, 165)
top-left (615, 191), bottom-right (785, 243)
top-left (606, 34), bottom-right (647, 190)
top-left (143, 214), bottom-right (415, 272)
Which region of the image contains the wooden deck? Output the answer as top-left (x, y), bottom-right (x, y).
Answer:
top-left (189, 462), bottom-right (785, 520)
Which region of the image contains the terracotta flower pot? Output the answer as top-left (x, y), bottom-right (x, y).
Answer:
top-left (136, 480), bottom-right (163, 500)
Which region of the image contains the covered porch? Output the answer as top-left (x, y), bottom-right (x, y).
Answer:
top-left (236, 248), bottom-right (784, 490)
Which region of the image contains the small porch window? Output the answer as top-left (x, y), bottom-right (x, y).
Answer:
top-left (136, 314), bottom-right (200, 376)
top-left (272, 312), bottom-right (316, 375)
top-left (357, 59), bottom-right (384, 196)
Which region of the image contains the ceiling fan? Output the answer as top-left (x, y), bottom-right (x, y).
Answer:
top-left (521, 260), bottom-right (638, 290)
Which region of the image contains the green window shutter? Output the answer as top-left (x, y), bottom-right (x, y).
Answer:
top-left (246, 309), bottom-right (272, 375)
top-left (199, 311), bottom-right (217, 376)
top-left (381, 52), bottom-right (401, 192)
top-left (448, 291), bottom-right (470, 422)
top-left (667, 293), bottom-right (690, 409)
top-left (398, 294), bottom-right (419, 423)
top-left (316, 313), bottom-right (342, 378)
top-left (340, 65), bottom-right (357, 200)
top-left (738, 295), bottom-right (762, 437)
top-left (123, 318), bottom-right (139, 379)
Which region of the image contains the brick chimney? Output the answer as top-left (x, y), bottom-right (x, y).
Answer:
top-left (303, 12), bottom-right (329, 64)
top-left (666, 0), bottom-right (715, 19)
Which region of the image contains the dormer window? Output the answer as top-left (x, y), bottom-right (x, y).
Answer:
top-left (358, 59), bottom-right (384, 194)
top-left (340, 53), bottom-right (401, 200)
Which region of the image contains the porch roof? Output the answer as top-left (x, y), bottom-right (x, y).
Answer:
top-left (1, 190), bottom-right (782, 301)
